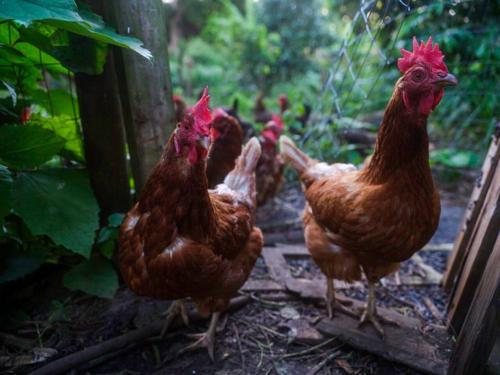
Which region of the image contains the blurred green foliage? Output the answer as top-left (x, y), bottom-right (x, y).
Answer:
top-left (171, 0), bottom-right (498, 166)
top-left (0, 0), bottom-right (150, 299)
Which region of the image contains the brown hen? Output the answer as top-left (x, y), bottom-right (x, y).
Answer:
top-left (280, 37), bottom-right (457, 336)
top-left (256, 116), bottom-right (285, 206)
top-left (119, 90), bottom-right (263, 359)
top-left (206, 108), bottom-right (243, 189)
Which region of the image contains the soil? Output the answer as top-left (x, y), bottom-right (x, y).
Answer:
top-left (2, 179), bottom-right (470, 375)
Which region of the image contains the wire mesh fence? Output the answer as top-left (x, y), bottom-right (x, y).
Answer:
top-left (303, 0), bottom-right (499, 163)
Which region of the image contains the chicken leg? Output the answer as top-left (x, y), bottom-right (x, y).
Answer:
top-left (161, 299), bottom-right (189, 338)
top-left (326, 277), bottom-right (357, 319)
top-left (358, 281), bottom-right (399, 337)
top-left (178, 312), bottom-right (220, 361)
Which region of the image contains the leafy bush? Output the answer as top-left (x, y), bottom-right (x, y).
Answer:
top-left (0, 0), bottom-right (150, 299)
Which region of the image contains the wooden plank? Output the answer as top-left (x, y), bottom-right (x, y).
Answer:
top-left (264, 229), bottom-right (304, 245)
top-left (261, 247), bottom-right (291, 285)
top-left (277, 243), bottom-right (442, 286)
top-left (241, 279), bottom-right (285, 292)
top-left (263, 242), bottom-right (452, 374)
top-left (106, 0), bottom-right (176, 193)
top-left (443, 135), bottom-right (500, 291)
top-left (316, 300), bottom-right (451, 375)
top-left (449, 234), bottom-right (500, 375)
top-left (447, 164), bottom-right (500, 333)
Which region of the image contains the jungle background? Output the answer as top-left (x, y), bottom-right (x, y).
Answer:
top-left (0, 0), bottom-right (498, 373)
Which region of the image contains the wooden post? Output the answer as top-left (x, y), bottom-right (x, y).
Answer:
top-left (447, 161), bottom-right (500, 333)
top-left (443, 135), bottom-right (500, 291)
top-left (74, 1), bottom-right (131, 222)
top-left (448, 234), bottom-right (500, 375)
top-left (105, 0), bottom-right (176, 193)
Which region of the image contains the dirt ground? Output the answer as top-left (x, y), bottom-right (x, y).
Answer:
top-left (2, 180), bottom-right (469, 375)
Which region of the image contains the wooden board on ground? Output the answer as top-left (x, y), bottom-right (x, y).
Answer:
top-left (260, 244), bottom-right (452, 375)
top-left (316, 301), bottom-right (451, 375)
top-left (262, 244), bottom-right (444, 290)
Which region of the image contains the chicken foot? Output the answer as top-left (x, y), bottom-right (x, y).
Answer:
top-left (326, 278), bottom-right (358, 319)
top-left (160, 299), bottom-right (189, 338)
top-left (178, 312), bottom-right (220, 361)
top-left (358, 281), bottom-right (399, 338)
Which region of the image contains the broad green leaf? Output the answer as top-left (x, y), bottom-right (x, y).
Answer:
top-left (18, 25), bottom-right (107, 74)
top-left (14, 42), bottom-right (67, 75)
top-left (48, 9), bottom-right (152, 60)
top-left (0, 124), bottom-right (66, 169)
top-left (0, 165), bottom-right (13, 221)
top-left (0, 246), bottom-right (46, 283)
top-left (12, 169), bottom-right (99, 257)
top-left (30, 89), bottom-right (79, 117)
top-left (63, 257), bottom-right (118, 298)
top-left (32, 115), bottom-right (83, 161)
top-left (0, 0), bottom-right (82, 26)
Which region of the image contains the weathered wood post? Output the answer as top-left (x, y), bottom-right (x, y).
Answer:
top-left (75, 0), bottom-right (131, 222)
top-left (106, 0), bottom-right (176, 194)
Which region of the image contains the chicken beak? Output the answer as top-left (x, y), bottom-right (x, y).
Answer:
top-left (200, 135), bottom-right (210, 150)
top-left (433, 73), bottom-right (458, 87)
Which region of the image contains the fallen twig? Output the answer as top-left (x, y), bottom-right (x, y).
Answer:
top-left (423, 297), bottom-right (444, 321)
top-left (280, 337), bottom-right (339, 359)
top-left (232, 322), bottom-right (245, 374)
top-left (29, 296), bottom-right (249, 375)
top-left (305, 349), bottom-right (342, 375)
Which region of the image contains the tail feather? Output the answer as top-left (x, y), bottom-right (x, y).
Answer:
top-left (224, 137), bottom-right (261, 202)
top-left (279, 135), bottom-right (311, 176)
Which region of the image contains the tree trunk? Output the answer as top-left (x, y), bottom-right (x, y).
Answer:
top-left (75, 46), bottom-right (131, 223)
top-left (105, 0), bottom-right (176, 194)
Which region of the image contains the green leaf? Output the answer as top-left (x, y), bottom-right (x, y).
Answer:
top-left (107, 213), bottom-right (124, 228)
top-left (30, 89), bottom-right (79, 117)
top-left (63, 257), bottom-right (118, 298)
top-left (431, 149), bottom-right (481, 169)
top-left (48, 9), bottom-right (152, 60)
top-left (12, 169), bottom-right (99, 258)
top-left (0, 247), bottom-right (46, 283)
top-left (0, 124), bottom-right (66, 169)
top-left (14, 42), bottom-right (67, 75)
top-left (32, 115), bottom-right (83, 161)
top-left (0, 0), bottom-right (82, 26)
top-left (98, 238), bottom-right (116, 260)
top-left (1, 81), bottom-right (17, 106)
top-left (0, 165), bottom-right (13, 221)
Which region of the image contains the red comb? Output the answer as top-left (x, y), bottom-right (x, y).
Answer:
top-left (397, 37), bottom-right (447, 73)
top-left (189, 87), bottom-right (212, 136)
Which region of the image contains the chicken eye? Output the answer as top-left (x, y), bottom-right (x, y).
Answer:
top-left (412, 70), bottom-right (425, 82)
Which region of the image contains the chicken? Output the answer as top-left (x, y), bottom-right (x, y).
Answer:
top-left (119, 89), bottom-right (264, 359)
top-left (280, 37), bottom-right (457, 336)
top-left (256, 115), bottom-right (285, 206)
top-left (254, 92), bottom-right (288, 124)
top-left (223, 98), bottom-right (255, 140)
top-left (173, 94), bottom-right (187, 123)
top-left (206, 108), bottom-right (243, 188)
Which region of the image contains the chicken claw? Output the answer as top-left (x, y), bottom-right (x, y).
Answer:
top-left (358, 282), bottom-right (399, 338)
top-left (326, 278), bottom-right (358, 319)
top-left (178, 312), bottom-right (220, 361)
top-left (161, 299), bottom-right (189, 338)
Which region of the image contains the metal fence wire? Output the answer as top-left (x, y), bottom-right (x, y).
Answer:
top-left (305, 0), bottom-right (499, 162)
